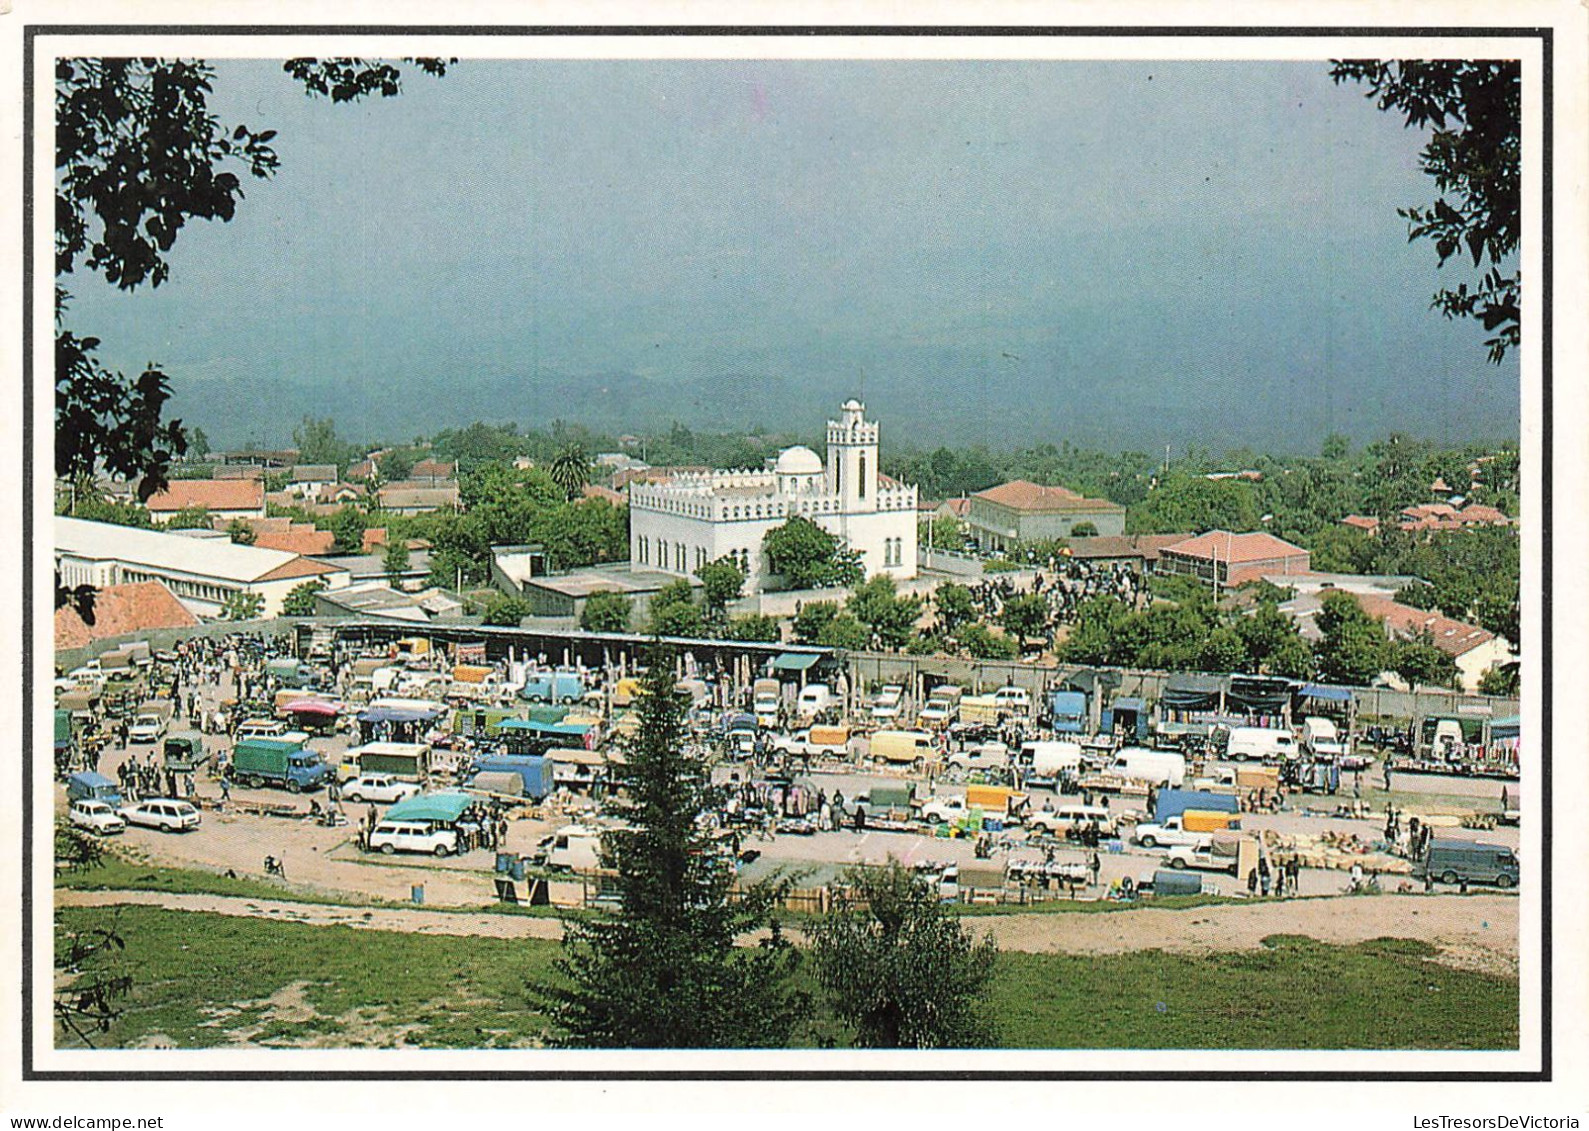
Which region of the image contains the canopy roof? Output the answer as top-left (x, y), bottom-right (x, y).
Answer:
top-left (1161, 673), bottom-right (1227, 709)
top-left (1064, 668), bottom-right (1122, 695)
top-left (1111, 697), bottom-right (1146, 713)
top-left (286, 699), bottom-right (340, 716)
top-left (772, 653), bottom-right (822, 672)
top-left (1491, 715), bottom-right (1520, 739)
top-left (496, 719), bottom-right (591, 737)
top-left (1298, 683), bottom-right (1353, 703)
top-left (385, 791), bottom-right (474, 824)
top-left (359, 706), bottom-right (443, 725)
top-left (1227, 675), bottom-right (1296, 712)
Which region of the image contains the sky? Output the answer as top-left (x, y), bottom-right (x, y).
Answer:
top-left (60, 58), bottom-right (1522, 454)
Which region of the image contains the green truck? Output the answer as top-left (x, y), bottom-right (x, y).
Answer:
top-left (162, 735), bottom-right (207, 773)
top-left (228, 737), bottom-right (332, 793)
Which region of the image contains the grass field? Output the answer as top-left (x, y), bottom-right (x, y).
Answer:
top-left (53, 906), bottom-right (1518, 1051)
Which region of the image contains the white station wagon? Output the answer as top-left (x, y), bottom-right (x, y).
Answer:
top-left (368, 820), bottom-right (458, 857)
top-left (120, 799), bottom-right (201, 832)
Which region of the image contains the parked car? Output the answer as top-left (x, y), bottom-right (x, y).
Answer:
top-left (870, 685), bottom-right (906, 722)
top-left (992, 686), bottom-right (1031, 713)
top-left (119, 799), bottom-right (201, 833)
top-left (341, 773), bottom-right (422, 805)
top-left (368, 820), bottom-right (458, 857)
top-left (68, 799), bottom-right (126, 835)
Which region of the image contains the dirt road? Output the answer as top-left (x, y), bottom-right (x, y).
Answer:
top-left (56, 888), bottom-right (1518, 974)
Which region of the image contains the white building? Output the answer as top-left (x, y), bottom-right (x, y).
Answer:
top-left (55, 516), bottom-right (351, 620)
top-left (628, 400), bottom-right (918, 593)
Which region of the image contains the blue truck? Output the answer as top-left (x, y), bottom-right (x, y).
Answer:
top-left (1154, 788), bottom-right (1241, 823)
top-left (228, 737), bottom-right (333, 793)
top-left (467, 753), bottom-right (555, 800)
top-left (1048, 690), bottom-right (1088, 736)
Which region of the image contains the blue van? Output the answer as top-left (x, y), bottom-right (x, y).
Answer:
top-left (66, 771), bottom-right (123, 808)
top-left (1415, 838), bottom-right (1519, 888)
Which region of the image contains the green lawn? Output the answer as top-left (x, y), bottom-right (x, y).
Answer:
top-left (53, 906), bottom-right (1517, 1051)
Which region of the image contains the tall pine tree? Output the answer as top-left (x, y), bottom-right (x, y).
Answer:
top-left (539, 652), bottom-right (807, 1047)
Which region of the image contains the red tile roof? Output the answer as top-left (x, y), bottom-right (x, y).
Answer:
top-left (1066, 533), bottom-right (1192, 561)
top-left (1341, 515), bottom-right (1381, 534)
top-left (1353, 594), bottom-right (1498, 657)
top-left (253, 528), bottom-right (337, 556)
top-left (973, 479), bottom-right (1124, 513)
top-left (1163, 530), bottom-right (1309, 564)
top-left (581, 483), bottom-right (625, 505)
top-left (1459, 503), bottom-right (1511, 525)
top-left (54, 581), bottom-right (199, 649)
top-left (147, 479), bottom-right (265, 513)
top-left (256, 557), bottom-right (346, 583)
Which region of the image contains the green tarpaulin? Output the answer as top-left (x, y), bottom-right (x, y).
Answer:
top-left (385, 791), bottom-right (474, 824)
top-left (772, 653), bottom-right (822, 672)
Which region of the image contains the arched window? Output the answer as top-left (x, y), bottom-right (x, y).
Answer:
top-left (858, 455), bottom-right (867, 499)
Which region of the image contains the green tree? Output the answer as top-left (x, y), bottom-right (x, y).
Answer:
top-left (187, 427), bottom-right (211, 460)
top-left (60, 480), bottom-right (152, 527)
top-left (220, 590), bottom-right (264, 621)
top-left (809, 861), bottom-right (998, 1049)
top-left (281, 579), bottom-right (327, 616)
top-left (958, 622), bottom-right (1019, 660)
top-left (548, 443), bottom-right (593, 502)
top-left (999, 593), bottom-right (1050, 649)
top-left (932, 582), bottom-right (975, 635)
top-left (1320, 433), bottom-right (1351, 461)
top-left (480, 593), bottom-right (532, 627)
top-left (1198, 627), bottom-right (1249, 673)
top-left (1267, 634), bottom-right (1318, 680)
top-left (792, 600), bottom-right (840, 646)
top-left (919, 515), bottom-right (964, 551)
top-left (1478, 662), bottom-right (1519, 697)
top-left (1315, 591), bottom-right (1388, 686)
top-left (327, 506), bottom-right (369, 554)
top-left (1070, 521), bottom-right (1099, 537)
top-left (1331, 60), bottom-right (1520, 363)
top-left (726, 614), bottom-right (782, 643)
top-left (163, 505), bottom-right (212, 530)
top-left (649, 580), bottom-right (704, 638)
top-left (695, 557), bottom-right (746, 623)
top-left (815, 613), bottom-right (870, 651)
top-left (847, 576), bottom-right (924, 650)
top-left (383, 540), bottom-right (411, 585)
top-left (580, 590), bottom-right (634, 634)
top-left (540, 658), bottom-right (808, 1047)
top-left (1386, 634), bottom-right (1460, 689)
top-left (293, 416), bottom-right (355, 469)
top-left (225, 517), bottom-right (256, 545)
top-left (762, 518), bottom-right (863, 590)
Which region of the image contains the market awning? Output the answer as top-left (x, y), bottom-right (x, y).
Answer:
top-left (286, 699), bottom-right (340, 717)
top-left (1297, 683), bottom-right (1353, 703)
top-left (1491, 715), bottom-right (1520, 739)
top-left (385, 791), bottom-right (474, 824)
top-left (1064, 668), bottom-right (1123, 695)
top-left (1226, 675), bottom-right (1296, 712)
top-left (1111, 697), bottom-right (1146, 713)
top-left (771, 653), bottom-right (822, 672)
top-left (1161, 673), bottom-right (1226, 709)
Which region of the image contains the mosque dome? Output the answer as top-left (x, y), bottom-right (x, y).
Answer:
top-left (775, 446), bottom-right (825, 476)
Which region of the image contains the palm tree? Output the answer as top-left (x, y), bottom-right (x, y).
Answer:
top-left (549, 442), bottom-right (592, 501)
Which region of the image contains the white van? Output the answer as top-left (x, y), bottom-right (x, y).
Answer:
top-left (1108, 747), bottom-right (1186, 787)
top-left (236, 718), bottom-right (289, 742)
top-left (1224, 727), bottom-right (1298, 763)
top-left (539, 824), bottom-right (605, 872)
top-left (796, 683), bottom-right (834, 718)
top-left (368, 820), bottom-right (457, 857)
top-left (1301, 717), bottom-right (1346, 759)
top-left (1020, 740), bottom-right (1084, 778)
top-left (948, 742), bottom-right (1010, 773)
top-left (993, 686), bottom-right (1032, 713)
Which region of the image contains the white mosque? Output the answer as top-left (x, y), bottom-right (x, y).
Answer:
top-left (628, 400), bottom-right (919, 594)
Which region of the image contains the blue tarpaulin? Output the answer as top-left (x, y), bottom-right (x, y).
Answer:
top-left (1491, 715), bottom-right (1520, 739)
top-left (495, 719), bottom-right (591, 737)
top-left (359, 706), bottom-right (442, 725)
top-left (1298, 683), bottom-right (1354, 703)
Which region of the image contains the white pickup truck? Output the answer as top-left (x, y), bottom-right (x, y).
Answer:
top-left (1130, 814), bottom-right (1211, 850)
top-left (1164, 840), bottom-right (1240, 874)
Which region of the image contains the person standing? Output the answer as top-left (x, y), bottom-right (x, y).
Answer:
top-left (1088, 849), bottom-right (1101, 888)
top-left (1246, 868), bottom-right (1259, 896)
